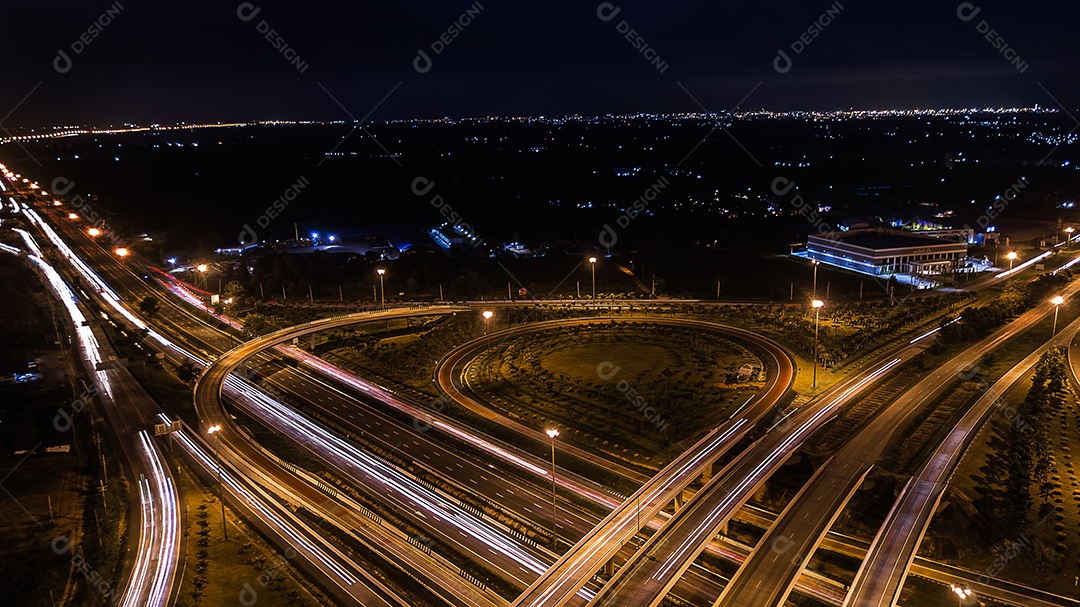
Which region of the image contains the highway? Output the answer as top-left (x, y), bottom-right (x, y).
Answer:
top-left (194, 308), bottom-right (590, 599)
top-left (6, 181), bottom-right (439, 606)
top-left (712, 275), bottom-right (1080, 607)
top-left (35, 190), bottom-right (617, 600)
top-left (843, 314), bottom-right (1080, 607)
top-left (587, 345), bottom-right (916, 607)
top-left (10, 162), bottom-right (1080, 604)
top-left (217, 316), bottom-right (795, 605)
top-left (503, 320), bottom-right (795, 607)
top-left (29, 191), bottom-right (552, 600)
top-left (190, 305), bottom-right (795, 605)
top-left (16, 241), bottom-right (181, 607)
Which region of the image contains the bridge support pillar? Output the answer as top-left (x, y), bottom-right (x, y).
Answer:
top-left (700, 464), bottom-right (712, 484)
top-left (603, 559), bottom-right (615, 577)
top-left (673, 494), bottom-right (683, 511)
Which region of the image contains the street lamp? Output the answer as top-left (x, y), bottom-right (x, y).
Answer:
top-left (197, 264), bottom-right (211, 318)
top-left (114, 247), bottom-right (129, 257)
top-left (588, 256), bottom-right (597, 300)
top-left (1053, 295), bottom-right (1065, 336)
top-left (206, 424), bottom-right (228, 541)
top-left (950, 583), bottom-right (972, 607)
top-left (376, 268), bottom-right (386, 310)
top-left (1067, 226), bottom-right (1074, 250)
top-left (197, 263), bottom-right (209, 291)
top-left (87, 227), bottom-right (101, 237)
top-left (482, 310), bottom-right (493, 334)
top-left (811, 299), bottom-right (824, 389)
top-left (546, 428), bottom-right (559, 549)
top-left (67, 212), bottom-right (78, 220)
top-left (811, 259), bottom-right (819, 298)
top-left (1006, 251), bottom-right (1017, 271)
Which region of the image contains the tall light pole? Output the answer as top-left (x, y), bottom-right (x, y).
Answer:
top-left (1067, 226), bottom-right (1074, 250)
top-left (811, 259), bottom-right (819, 298)
top-left (376, 268), bottom-right (386, 310)
top-left (1053, 295), bottom-right (1065, 336)
top-left (950, 583), bottom-right (972, 607)
top-left (482, 310), bottom-right (493, 335)
top-left (546, 428), bottom-right (559, 549)
top-left (206, 424), bottom-right (228, 541)
top-left (198, 264), bottom-right (210, 320)
top-left (588, 256), bottom-right (597, 300)
top-left (812, 299), bottom-right (824, 389)
top-left (1006, 251), bottom-right (1017, 271)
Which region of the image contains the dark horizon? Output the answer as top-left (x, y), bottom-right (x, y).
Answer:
top-left (1, 1), bottom-right (1077, 128)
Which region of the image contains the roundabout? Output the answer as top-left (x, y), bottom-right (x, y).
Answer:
top-left (436, 316), bottom-right (794, 476)
top-left (457, 319), bottom-right (770, 463)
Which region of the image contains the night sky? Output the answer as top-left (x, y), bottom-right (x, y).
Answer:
top-left (2, 1), bottom-right (1078, 127)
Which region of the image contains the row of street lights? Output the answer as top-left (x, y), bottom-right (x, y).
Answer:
top-left (810, 291), bottom-right (1067, 391)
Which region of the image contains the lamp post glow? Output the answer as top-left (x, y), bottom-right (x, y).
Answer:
top-left (1053, 295), bottom-right (1065, 336)
top-left (546, 428), bottom-right (559, 548)
top-left (811, 259), bottom-right (819, 298)
top-left (206, 424), bottom-right (228, 540)
top-left (812, 299), bottom-right (824, 389)
top-left (950, 583), bottom-right (972, 607)
top-left (588, 256), bottom-right (597, 300)
top-left (376, 268), bottom-right (386, 310)
top-left (197, 264), bottom-right (210, 317)
top-left (1067, 227), bottom-right (1074, 250)
top-left (1006, 251), bottom-right (1017, 270)
top-left (87, 227), bottom-right (101, 237)
top-left (482, 310), bottom-right (493, 334)
top-left (114, 247), bottom-right (129, 257)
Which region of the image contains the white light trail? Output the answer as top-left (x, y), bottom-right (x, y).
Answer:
top-left (118, 431), bottom-right (180, 607)
top-left (223, 375), bottom-right (556, 580)
top-left (165, 415), bottom-right (357, 585)
top-left (995, 250), bottom-right (1051, 280)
